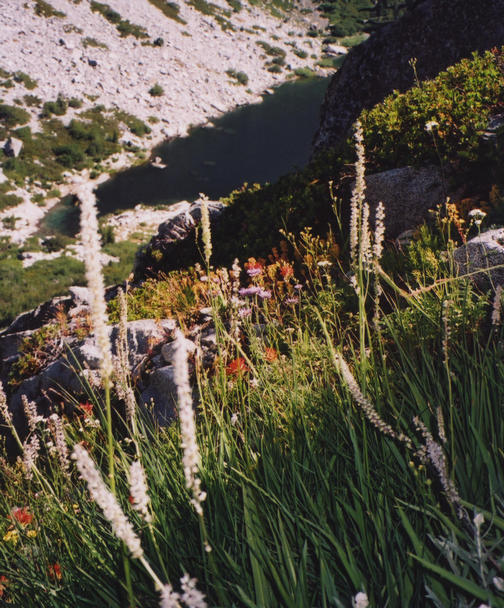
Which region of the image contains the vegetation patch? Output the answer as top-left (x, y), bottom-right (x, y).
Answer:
top-left (225, 69), bottom-right (249, 85)
top-left (90, 1), bottom-right (149, 39)
top-left (188, 0), bottom-right (235, 31)
top-left (13, 72), bottom-right (38, 90)
top-left (32, 0), bottom-right (65, 18)
top-left (82, 36), bottom-right (108, 49)
top-left (146, 0), bottom-right (186, 24)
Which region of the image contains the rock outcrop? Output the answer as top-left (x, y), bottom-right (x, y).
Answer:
top-left (454, 228), bottom-right (504, 290)
top-left (313, 0), bottom-right (504, 151)
top-left (134, 199), bottom-right (225, 280)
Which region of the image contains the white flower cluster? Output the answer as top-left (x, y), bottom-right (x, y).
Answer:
top-left (173, 330), bottom-right (207, 516)
top-left (77, 184), bottom-right (113, 382)
top-left (72, 444), bottom-right (143, 558)
top-left (353, 591), bottom-right (369, 608)
top-left (48, 413), bottom-right (70, 474)
top-left (199, 193), bottom-right (212, 268)
top-left (129, 460), bottom-right (152, 523)
top-left (0, 381), bottom-right (12, 425)
top-left (350, 120), bottom-right (366, 266)
top-left (159, 574), bottom-right (207, 608)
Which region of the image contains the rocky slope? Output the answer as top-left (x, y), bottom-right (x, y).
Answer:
top-left (313, 0), bottom-right (504, 151)
top-left (0, 0), bottom-right (326, 244)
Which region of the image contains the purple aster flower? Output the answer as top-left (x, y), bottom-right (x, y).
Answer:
top-left (239, 286), bottom-right (261, 297)
top-left (247, 267), bottom-right (262, 277)
top-left (258, 289), bottom-right (271, 299)
top-left (294, 284), bottom-right (303, 290)
top-left (238, 307), bottom-right (252, 318)
top-left (285, 297), bottom-right (298, 304)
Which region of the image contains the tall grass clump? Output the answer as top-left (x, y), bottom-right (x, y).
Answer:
top-left (0, 125), bottom-right (503, 607)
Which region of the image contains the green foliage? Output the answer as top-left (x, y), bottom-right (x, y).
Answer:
top-left (146, 0), bottom-right (186, 24)
top-left (32, 0), bottom-right (65, 18)
top-left (225, 69), bottom-right (249, 85)
top-left (148, 83), bottom-right (164, 97)
top-left (0, 104), bottom-right (30, 128)
top-left (90, 1), bottom-right (149, 39)
top-left (41, 96), bottom-right (68, 118)
top-left (0, 254), bottom-right (85, 327)
top-left (294, 66), bottom-right (317, 78)
top-left (114, 110), bottom-right (151, 137)
top-left (360, 49), bottom-right (504, 170)
top-left (13, 72), bottom-right (37, 90)
top-left (188, 0), bottom-right (234, 31)
top-left (293, 47), bottom-right (308, 58)
top-left (82, 36), bottom-right (108, 49)
top-left (23, 94), bottom-right (42, 107)
top-left (256, 40), bottom-right (286, 58)
top-left (8, 323), bottom-right (61, 387)
top-left (68, 97), bottom-right (83, 109)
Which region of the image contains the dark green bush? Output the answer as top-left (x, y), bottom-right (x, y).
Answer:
top-left (226, 69), bottom-right (249, 85)
top-left (41, 96), bottom-right (68, 118)
top-left (0, 104), bottom-right (30, 128)
top-left (53, 143), bottom-right (85, 168)
top-left (23, 94), bottom-right (42, 107)
top-left (149, 83), bottom-right (164, 97)
top-left (13, 72), bottom-right (37, 90)
top-left (146, 0), bottom-right (186, 24)
top-left (33, 0), bottom-right (65, 18)
top-left (360, 48), bottom-right (504, 170)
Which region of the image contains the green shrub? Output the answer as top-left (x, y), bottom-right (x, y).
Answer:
top-left (225, 69), bottom-right (249, 85)
top-left (90, 1), bottom-right (149, 38)
top-left (68, 97), bottom-right (83, 109)
top-left (267, 64), bottom-right (282, 73)
top-left (23, 94), bottom-right (42, 107)
top-left (0, 104), bottom-right (30, 128)
top-left (360, 48), bottom-right (504, 170)
top-left (293, 48), bottom-right (308, 59)
top-left (33, 0), bottom-right (65, 18)
top-left (146, 0), bottom-right (186, 24)
top-left (41, 96), bottom-right (68, 118)
top-left (148, 83), bottom-right (164, 97)
top-left (13, 71), bottom-right (37, 90)
top-left (257, 41), bottom-right (286, 58)
top-left (53, 143), bottom-right (85, 168)
top-left (82, 37), bottom-right (108, 49)
top-left (115, 111), bottom-right (151, 137)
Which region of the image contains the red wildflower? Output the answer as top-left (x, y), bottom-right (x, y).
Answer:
top-left (9, 507), bottom-right (33, 526)
top-left (48, 563), bottom-right (62, 581)
top-left (279, 264), bottom-right (294, 280)
top-left (79, 402), bottom-right (93, 417)
top-left (0, 575), bottom-right (8, 598)
top-left (264, 347), bottom-right (278, 362)
top-left (226, 357), bottom-right (249, 376)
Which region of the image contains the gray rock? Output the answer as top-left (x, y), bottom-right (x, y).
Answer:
top-left (4, 137), bottom-right (23, 158)
top-left (453, 228), bottom-right (504, 290)
top-left (161, 336), bottom-right (196, 364)
top-left (360, 165), bottom-right (445, 238)
top-left (69, 286), bottom-right (90, 306)
top-left (0, 295), bottom-right (71, 336)
top-left (140, 365), bottom-right (178, 425)
top-left (324, 44), bottom-right (348, 56)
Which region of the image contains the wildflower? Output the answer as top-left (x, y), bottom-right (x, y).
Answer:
top-left (373, 201), bottom-right (386, 262)
top-left (360, 202), bottom-right (372, 269)
top-left (2, 530), bottom-right (19, 546)
top-left (279, 264), bottom-right (294, 279)
top-left (474, 512), bottom-right (484, 528)
top-left (294, 283), bottom-right (303, 290)
top-left (425, 120), bottom-right (439, 132)
top-left (0, 382), bottom-right (12, 425)
top-left (317, 260), bottom-right (332, 268)
top-left (79, 402), bottom-right (94, 417)
top-left (48, 563), bottom-right (62, 581)
top-left (129, 460), bottom-right (152, 523)
top-left (159, 583), bottom-right (180, 608)
top-left (226, 357), bottom-right (249, 376)
top-left (350, 120), bottom-right (366, 266)
top-left (413, 417), bottom-right (462, 517)
top-left (199, 194), bottom-right (212, 268)
top-left (246, 261), bottom-right (263, 277)
top-left (77, 184), bottom-right (113, 382)
top-left (239, 286), bottom-right (261, 297)
top-left (230, 413), bottom-right (238, 426)
top-left (285, 296), bottom-right (298, 304)
top-left (10, 507), bottom-right (33, 526)
top-left (238, 307), bottom-right (252, 318)
top-left (22, 435), bottom-right (40, 479)
top-left (493, 577), bottom-right (504, 592)
top-left (48, 414), bottom-right (69, 475)
top-left (27, 529), bottom-right (37, 538)
top-left (492, 285), bottom-right (502, 326)
top-left (468, 208), bottom-right (487, 227)
top-left (181, 574), bottom-right (207, 608)
top-left (335, 354), bottom-right (412, 448)
top-left (173, 330), bottom-right (207, 517)
top-left (0, 575), bottom-right (8, 598)
top-left (353, 592), bottom-right (369, 608)
top-left (257, 289), bottom-right (271, 299)
top-left (72, 444), bottom-right (143, 558)
top-left (264, 347), bottom-right (278, 362)
top-left (22, 395), bottom-right (42, 432)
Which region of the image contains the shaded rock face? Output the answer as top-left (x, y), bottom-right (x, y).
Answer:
top-left (134, 199), bottom-right (225, 281)
top-left (313, 0), bottom-right (504, 152)
top-left (454, 228), bottom-right (504, 290)
top-left (361, 165), bottom-right (444, 237)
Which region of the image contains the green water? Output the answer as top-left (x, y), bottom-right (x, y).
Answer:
top-left (43, 76), bottom-right (329, 234)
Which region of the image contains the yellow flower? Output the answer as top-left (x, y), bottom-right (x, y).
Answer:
top-left (27, 530), bottom-right (37, 538)
top-left (3, 529), bottom-right (19, 546)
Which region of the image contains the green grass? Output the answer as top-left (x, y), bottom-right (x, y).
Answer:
top-left (32, 0), bottom-right (65, 18)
